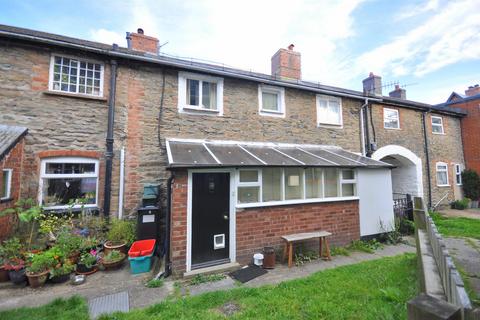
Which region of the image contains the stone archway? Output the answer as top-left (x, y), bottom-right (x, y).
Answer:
top-left (372, 145), bottom-right (423, 198)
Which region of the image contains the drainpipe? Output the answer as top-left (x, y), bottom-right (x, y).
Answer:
top-left (359, 99), bottom-right (369, 156)
top-left (364, 102), bottom-right (372, 156)
top-left (118, 147), bottom-right (125, 219)
top-left (103, 59), bottom-right (118, 221)
top-left (422, 111), bottom-right (433, 209)
top-left (155, 171), bottom-right (174, 279)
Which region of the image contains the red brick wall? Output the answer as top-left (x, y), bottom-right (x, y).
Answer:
top-left (0, 137), bottom-right (25, 240)
top-left (169, 170), bottom-right (360, 275)
top-left (236, 200), bottom-right (360, 264)
top-left (456, 98), bottom-right (480, 174)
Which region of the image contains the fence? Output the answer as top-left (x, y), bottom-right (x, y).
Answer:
top-left (409, 197), bottom-right (479, 320)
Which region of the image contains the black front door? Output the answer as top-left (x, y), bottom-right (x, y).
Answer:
top-left (191, 172), bottom-right (230, 268)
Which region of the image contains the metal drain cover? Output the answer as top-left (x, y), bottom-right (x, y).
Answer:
top-left (88, 291), bottom-right (129, 319)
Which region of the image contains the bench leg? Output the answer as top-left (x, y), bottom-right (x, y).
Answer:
top-left (288, 243), bottom-right (293, 268)
top-left (319, 237), bottom-right (323, 258)
top-left (324, 238), bottom-right (331, 261)
top-left (283, 241), bottom-right (288, 262)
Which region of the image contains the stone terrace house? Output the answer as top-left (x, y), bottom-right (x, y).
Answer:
top-left (436, 85), bottom-right (480, 178)
top-left (0, 24), bottom-right (466, 276)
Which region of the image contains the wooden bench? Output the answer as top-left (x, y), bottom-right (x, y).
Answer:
top-left (281, 231), bottom-right (332, 268)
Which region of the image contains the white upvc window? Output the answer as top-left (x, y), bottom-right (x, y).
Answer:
top-left (1, 169), bottom-right (12, 200)
top-left (236, 167), bottom-right (357, 207)
top-left (316, 95), bottom-right (343, 127)
top-left (383, 108), bottom-right (400, 129)
top-left (455, 164), bottom-right (463, 185)
top-left (49, 55), bottom-right (104, 97)
top-left (39, 157), bottom-right (99, 209)
top-left (436, 162), bottom-right (449, 187)
top-left (431, 116), bottom-right (444, 134)
top-left (178, 71), bottom-right (224, 115)
top-left (258, 85), bottom-right (285, 117)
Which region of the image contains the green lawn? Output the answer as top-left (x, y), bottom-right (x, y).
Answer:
top-left (430, 212), bottom-right (480, 239)
top-left (0, 254), bottom-right (417, 320)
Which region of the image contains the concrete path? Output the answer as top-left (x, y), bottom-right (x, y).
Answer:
top-left (444, 237), bottom-right (480, 302)
top-left (0, 240), bottom-right (416, 314)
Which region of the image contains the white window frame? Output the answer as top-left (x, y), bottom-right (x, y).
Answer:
top-left (38, 157), bottom-right (99, 209)
top-left (436, 162), bottom-right (449, 187)
top-left (1, 169), bottom-right (13, 200)
top-left (258, 85), bottom-right (285, 117)
top-left (236, 167), bottom-right (358, 208)
top-left (316, 95), bottom-right (343, 127)
top-left (340, 169), bottom-right (357, 197)
top-left (383, 108), bottom-right (400, 129)
top-left (431, 116), bottom-right (445, 134)
top-left (454, 164), bottom-right (463, 185)
top-left (178, 71), bottom-right (224, 116)
top-left (48, 54), bottom-right (105, 97)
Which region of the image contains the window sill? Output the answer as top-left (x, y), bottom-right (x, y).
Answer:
top-left (432, 132), bottom-right (445, 135)
top-left (236, 196), bottom-right (359, 209)
top-left (318, 123), bottom-right (343, 129)
top-left (384, 127), bottom-right (401, 130)
top-left (259, 109), bottom-right (285, 117)
top-left (44, 90), bottom-right (107, 102)
top-left (437, 184), bottom-right (450, 187)
top-left (0, 197), bottom-right (13, 204)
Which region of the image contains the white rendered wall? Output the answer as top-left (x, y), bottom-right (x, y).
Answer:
top-left (357, 168), bottom-right (395, 236)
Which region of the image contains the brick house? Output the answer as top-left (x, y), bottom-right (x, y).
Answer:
top-left (436, 85), bottom-right (480, 185)
top-left (0, 25), bottom-right (466, 276)
top-left (0, 125), bottom-right (27, 241)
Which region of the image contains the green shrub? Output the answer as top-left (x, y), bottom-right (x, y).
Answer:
top-left (462, 169), bottom-right (480, 200)
top-left (0, 237), bottom-right (23, 261)
top-left (398, 219), bottom-right (415, 235)
top-left (79, 252), bottom-right (97, 268)
top-left (146, 278), bottom-right (164, 288)
top-left (106, 219), bottom-right (136, 245)
top-left (330, 246), bottom-right (350, 256)
top-left (451, 198), bottom-right (470, 210)
top-left (55, 231), bottom-right (83, 255)
top-left (50, 262), bottom-right (74, 278)
top-left (27, 252), bottom-right (56, 274)
top-left (347, 239), bottom-right (383, 253)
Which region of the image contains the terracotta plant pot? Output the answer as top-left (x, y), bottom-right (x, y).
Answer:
top-left (50, 273), bottom-right (71, 284)
top-left (8, 268), bottom-right (26, 285)
top-left (26, 270), bottom-right (50, 288)
top-left (0, 265), bottom-right (9, 282)
top-left (75, 263), bottom-right (98, 275)
top-left (104, 241), bottom-right (127, 256)
top-left (101, 254), bottom-right (127, 271)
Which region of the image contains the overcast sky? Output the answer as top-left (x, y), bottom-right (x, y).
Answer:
top-left (1, 0), bottom-right (479, 104)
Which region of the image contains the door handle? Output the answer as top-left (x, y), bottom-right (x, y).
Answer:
top-left (223, 214), bottom-right (229, 220)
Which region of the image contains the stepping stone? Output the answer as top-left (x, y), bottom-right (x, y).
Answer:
top-left (88, 291), bottom-right (129, 319)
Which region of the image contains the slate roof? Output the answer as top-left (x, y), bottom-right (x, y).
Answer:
top-left (0, 125), bottom-right (28, 161)
top-left (0, 24), bottom-right (467, 117)
top-left (435, 91), bottom-right (480, 108)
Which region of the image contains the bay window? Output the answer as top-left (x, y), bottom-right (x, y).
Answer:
top-left (39, 157), bottom-right (99, 209)
top-left (237, 167), bottom-right (357, 206)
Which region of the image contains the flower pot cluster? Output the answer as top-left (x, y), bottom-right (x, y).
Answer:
top-left (0, 198), bottom-right (137, 288)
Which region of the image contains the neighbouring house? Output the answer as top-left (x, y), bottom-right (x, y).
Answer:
top-left (436, 85), bottom-right (480, 199)
top-left (0, 24), bottom-right (466, 276)
top-left (0, 125), bottom-right (27, 241)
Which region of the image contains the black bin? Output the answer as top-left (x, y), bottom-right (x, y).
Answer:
top-left (137, 206), bottom-right (160, 241)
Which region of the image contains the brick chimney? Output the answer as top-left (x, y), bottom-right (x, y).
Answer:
top-left (389, 84), bottom-right (406, 99)
top-left (126, 28), bottom-right (159, 54)
top-left (465, 84), bottom-right (480, 97)
top-left (271, 44), bottom-right (301, 80)
top-left (362, 72), bottom-right (382, 96)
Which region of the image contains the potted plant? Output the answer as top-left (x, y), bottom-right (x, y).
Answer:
top-left (101, 249), bottom-right (127, 270)
top-left (50, 262), bottom-right (74, 283)
top-left (76, 250), bottom-right (98, 275)
top-left (104, 219), bottom-right (136, 255)
top-left (1, 238), bottom-right (26, 284)
top-left (26, 251), bottom-right (55, 288)
top-left (56, 231), bottom-right (83, 264)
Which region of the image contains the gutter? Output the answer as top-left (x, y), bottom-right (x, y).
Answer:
top-left (422, 111), bottom-right (433, 208)
top-left (103, 59), bottom-right (118, 220)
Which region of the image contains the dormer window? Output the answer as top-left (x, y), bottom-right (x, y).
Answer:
top-left (49, 55), bottom-right (104, 97)
top-left (258, 85), bottom-right (285, 117)
top-left (178, 72), bottom-right (224, 115)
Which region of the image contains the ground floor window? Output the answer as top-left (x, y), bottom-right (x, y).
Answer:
top-left (436, 162), bottom-right (449, 187)
top-left (39, 157), bottom-right (99, 208)
top-left (1, 169), bottom-right (12, 200)
top-left (236, 167), bottom-right (357, 206)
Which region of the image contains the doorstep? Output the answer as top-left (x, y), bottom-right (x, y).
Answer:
top-left (183, 262), bottom-right (240, 278)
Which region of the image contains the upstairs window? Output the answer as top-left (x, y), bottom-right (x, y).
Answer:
top-left (384, 108), bottom-right (400, 129)
top-left (317, 95), bottom-right (342, 126)
top-left (436, 162), bottom-right (449, 186)
top-left (49, 55), bottom-right (104, 96)
top-left (258, 85), bottom-right (285, 117)
top-left (178, 72), bottom-right (224, 115)
top-left (39, 157), bottom-right (99, 209)
top-left (431, 116), bottom-right (444, 134)
top-left (1, 169), bottom-right (12, 200)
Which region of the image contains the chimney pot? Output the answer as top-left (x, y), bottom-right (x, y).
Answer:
top-left (271, 45), bottom-right (301, 80)
top-left (126, 28), bottom-right (159, 55)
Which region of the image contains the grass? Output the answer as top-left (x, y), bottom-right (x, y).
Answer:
top-left (0, 254), bottom-right (417, 320)
top-left (430, 212), bottom-right (480, 239)
top-left (190, 273), bottom-right (226, 285)
top-left (0, 295), bottom-right (89, 320)
top-left (145, 278), bottom-right (164, 288)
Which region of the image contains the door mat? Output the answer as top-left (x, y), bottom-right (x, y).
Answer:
top-left (88, 291), bottom-right (129, 319)
top-left (229, 265), bottom-right (267, 283)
